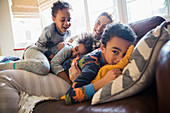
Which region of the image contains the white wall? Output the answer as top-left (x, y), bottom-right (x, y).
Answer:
top-left (0, 0), bottom-right (15, 56)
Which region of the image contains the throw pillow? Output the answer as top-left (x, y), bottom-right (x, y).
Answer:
top-left (91, 21), bottom-right (170, 105)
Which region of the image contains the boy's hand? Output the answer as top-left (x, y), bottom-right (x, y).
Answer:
top-left (93, 68), bottom-right (122, 92)
top-left (57, 42), bottom-right (72, 51)
top-left (57, 42), bottom-right (65, 51)
top-left (103, 68), bottom-right (122, 83)
top-left (69, 61), bottom-right (81, 82)
top-left (68, 35), bottom-right (79, 43)
top-left (68, 38), bottom-right (74, 43)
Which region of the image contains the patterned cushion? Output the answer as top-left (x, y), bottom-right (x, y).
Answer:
top-left (91, 21), bottom-right (170, 105)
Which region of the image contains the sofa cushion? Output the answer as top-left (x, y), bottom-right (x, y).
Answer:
top-left (33, 83), bottom-right (157, 113)
top-left (91, 21), bottom-right (170, 105)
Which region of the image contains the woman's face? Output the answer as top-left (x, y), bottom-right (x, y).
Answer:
top-left (71, 44), bottom-right (86, 58)
top-left (93, 15), bottom-right (112, 40)
top-left (52, 8), bottom-right (71, 35)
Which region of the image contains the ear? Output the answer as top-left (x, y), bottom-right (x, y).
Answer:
top-left (100, 43), bottom-right (105, 53)
top-left (52, 16), bottom-right (55, 22)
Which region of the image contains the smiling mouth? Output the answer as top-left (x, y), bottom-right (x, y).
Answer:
top-left (62, 27), bottom-right (68, 32)
top-left (63, 27), bottom-right (67, 29)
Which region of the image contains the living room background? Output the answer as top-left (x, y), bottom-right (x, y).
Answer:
top-left (0, 0), bottom-right (169, 57)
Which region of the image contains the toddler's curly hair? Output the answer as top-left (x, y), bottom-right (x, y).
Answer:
top-left (77, 33), bottom-right (94, 54)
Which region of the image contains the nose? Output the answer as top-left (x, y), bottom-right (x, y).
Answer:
top-left (114, 55), bottom-right (124, 64)
top-left (72, 51), bottom-right (78, 58)
top-left (96, 25), bottom-right (103, 32)
top-left (65, 21), bottom-right (71, 27)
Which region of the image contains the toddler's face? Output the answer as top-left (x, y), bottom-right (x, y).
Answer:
top-left (71, 44), bottom-right (86, 58)
top-left (52, 8), bottom-right (71, 35)
top-left (101, 36), bottom-right (131, 65)
top-left (93, 15), bottom-right (111, 40)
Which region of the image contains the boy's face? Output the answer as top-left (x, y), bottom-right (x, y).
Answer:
top-left (93, 15), bottom-right (111, 40)
top-left (101, 36), bottom-right (131, 65)
top-left (52, 8), bottom-right (71, 35)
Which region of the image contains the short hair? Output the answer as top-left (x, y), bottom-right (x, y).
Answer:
top-left (77, 33), bottom-right (94, 54)
top-left (96, 12), bottom-right (114, 23)
top-left (51, 0), bottom-right (72, 17)
top-left (101, 23), bottom-right (137, 47)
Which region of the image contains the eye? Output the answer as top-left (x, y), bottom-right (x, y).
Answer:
top-left (97, 20), bottom-right (101, 25)
top-left (102, 24), bottom-right (106, 29)
top-left (61, 19), bottom-right (65, 22)
top-left (123, 53), bottom-right (126, 57)
top-left (68, 18), bottom-right (71, 22)
top-left (75, 46), bottom-right (78, 52)
top-left (112, 50), bottom-right (119, 55)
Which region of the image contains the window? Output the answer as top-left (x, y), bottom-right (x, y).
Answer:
top-left (67, 0), bottom-right (87, 36)
top-left (11, 0), bottom-right (170, 48)
top-left (126, 0), bottom-right (169, 23)
top-left (12, 18), bottom-right (41, 48)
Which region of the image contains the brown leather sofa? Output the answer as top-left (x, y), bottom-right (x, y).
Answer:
top-left (33, 16), bottom-right (170, 113)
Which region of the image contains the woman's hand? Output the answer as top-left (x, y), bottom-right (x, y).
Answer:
top-left (69, 61), bottom-right (81, 82)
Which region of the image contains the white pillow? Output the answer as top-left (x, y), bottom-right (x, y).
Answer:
top-left (91, 21), bottom-right (170, 105)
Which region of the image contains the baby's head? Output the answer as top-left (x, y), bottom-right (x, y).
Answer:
top-left (71, 33), bottom-right (94, 58)
top-left (101, 23), bottom-right (136, 65)
top-left (51, 0), bottom-right (72, 35)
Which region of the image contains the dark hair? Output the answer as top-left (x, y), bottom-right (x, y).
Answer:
top-left (96, 12), bottom-right (114, 23)
top-left (101, 23), bottom-right (136, 47)
top-left (77, 33), bottom-right (94, 54)
top-left (51, 0), bottom-right (72, 17)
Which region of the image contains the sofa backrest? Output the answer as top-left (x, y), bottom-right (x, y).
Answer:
top-left (129, 16), bottom-right (166, 45)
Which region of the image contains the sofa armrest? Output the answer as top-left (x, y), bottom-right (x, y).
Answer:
top-left (156, 40), bottom-right (170, 113)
